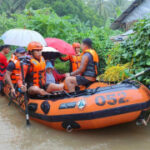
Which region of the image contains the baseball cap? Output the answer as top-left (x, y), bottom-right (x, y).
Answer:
top-left (15, 47), bottom-right (26, 53)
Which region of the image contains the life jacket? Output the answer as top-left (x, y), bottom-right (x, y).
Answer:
top-left (61, 55), bottom-right (81, 72)
top-left (11, 53), bottom-right (17, 60)
top-left (71, 55), bottom-right (82, 72)
top-left (9, 58), bottom-right (28, 88)
top-left (30, 56), bottom-right (46, 88)
top-left (82, 49), bottom-right (99, 78)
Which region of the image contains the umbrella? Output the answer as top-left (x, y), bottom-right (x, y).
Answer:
top-left (42, 47), bottom-right (59, 53)
top-left (1, 29), bottom-right (47, 47)
top-left (42, 47), bottom-right (60, 60)
top-left (45, 38), bottom-right (75, 55)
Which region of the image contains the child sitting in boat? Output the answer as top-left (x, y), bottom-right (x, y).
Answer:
top-left (46, 61), bottom-right (67, 84)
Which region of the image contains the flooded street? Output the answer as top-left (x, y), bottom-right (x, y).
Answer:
top-left (0, 96), bottom-right (150, 150)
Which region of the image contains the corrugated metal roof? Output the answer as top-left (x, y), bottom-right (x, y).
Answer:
top-left (110, 0), bottom-right (145, 30)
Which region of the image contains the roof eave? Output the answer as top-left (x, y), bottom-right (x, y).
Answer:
top-left (110, 0), bottom-right (144, 30)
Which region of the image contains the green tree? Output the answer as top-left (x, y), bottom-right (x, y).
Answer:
top-left (26, 0), bottom-right (49, 10)
top-left (0, 0), bottom-right (29, 16)
top-left (84, 0), bottom-right (133, 25)
top-left (26, 0), bottom-right (101, 27)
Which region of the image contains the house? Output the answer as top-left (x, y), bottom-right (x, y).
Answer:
top-left (111, 0), bottom-right (150, 30)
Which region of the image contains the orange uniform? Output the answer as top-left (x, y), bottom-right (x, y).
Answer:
top-left (9, 58), bottom-right (28, 88)
top-left (61, 42), bottom-right (81, 72)
top-left (29, 56), bottom-right (46, 88)
top-left (61, 55), bottom-right (82, 72)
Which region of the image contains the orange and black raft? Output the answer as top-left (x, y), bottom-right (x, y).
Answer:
top-left (3, 81), bottom-right (150, 131)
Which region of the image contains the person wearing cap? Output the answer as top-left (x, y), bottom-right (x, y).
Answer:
top-left (45, 61), bottom-right (66, 91)
top-left (5, 47), bottom-right (27, 97)
top-left (60, 42), bottom-right (82, 72)
top-left (46, 61), bottom-right (55, 84)
top-left (65, 38), bottom-right (99, 92)
top-left (46, 61), bottom-right (66, 84)
top-left (0, 45), bottom-right (10, 94)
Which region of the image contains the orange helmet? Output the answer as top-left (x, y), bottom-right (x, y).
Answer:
top-left (72, 43), bottom-right (80, 49)
top-left (27, 41), bottom-right (43, 52)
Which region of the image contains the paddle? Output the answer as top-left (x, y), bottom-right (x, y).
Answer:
top-left (20, 58), bottom-right (30, 126)
top-left (120, 68), bottom-right (150, 83)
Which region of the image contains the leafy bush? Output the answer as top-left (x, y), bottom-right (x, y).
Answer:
top-left (54, 59), bottom-right (70, 73)
top-left (105, 17), bottom-right (150, 85)
top-left (98, 63), bottom-right (132, 82)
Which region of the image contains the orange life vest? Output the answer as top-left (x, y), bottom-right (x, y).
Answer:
top-left (30, 56), bottom-right (46, 88)
top-left (71, 55), bottom-right (82, 72)
top-left (11, 53), bottom-right (17, 60)
top-left (61, 55), bottom-right (82, 72)
top-left (82, 49), bottom-right (99, 77)
top-left (9, 58), bottom-right (28, 88)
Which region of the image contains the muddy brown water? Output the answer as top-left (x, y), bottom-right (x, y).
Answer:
top-left (0, 96), bottom-right (150, 150)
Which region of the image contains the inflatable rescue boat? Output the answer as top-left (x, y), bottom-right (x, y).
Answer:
top-left (3, 81), bottom-right (150, 131)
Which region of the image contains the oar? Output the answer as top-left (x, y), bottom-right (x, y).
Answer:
top-left (20, 60), bottom-right (30, 126)
top-left (120, 68), bottom-right (150, 83)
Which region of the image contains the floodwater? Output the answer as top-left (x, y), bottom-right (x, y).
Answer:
top-left (0, 96), bottom-right (150, 150)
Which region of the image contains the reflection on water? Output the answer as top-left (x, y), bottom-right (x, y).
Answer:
top-left (0, 96), bottom-right (150, 150)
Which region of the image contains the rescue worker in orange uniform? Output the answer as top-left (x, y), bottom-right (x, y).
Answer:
top-left (65, 38), bottom-right (99, 92)
top-left (5, 47), bottom-right (28, 97)
top-left (27, 42), bottom-right (64, 96)
top-left (60, 43), bottom-right (82, 72)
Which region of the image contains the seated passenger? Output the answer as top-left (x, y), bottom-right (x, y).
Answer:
top-left (60, 43), bottom-right (82, 72)
top-left (65, 38), bottom-right (99, 92)
top-left (5, 47), bottom-right (28, 96)
top-left (46, 61), bottom-right (66, 84)
top-left (27, 42), bottom-right (64, 96)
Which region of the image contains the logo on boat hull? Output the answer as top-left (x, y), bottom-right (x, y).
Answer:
top-left (77, 99), bottom-right (86, 110)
